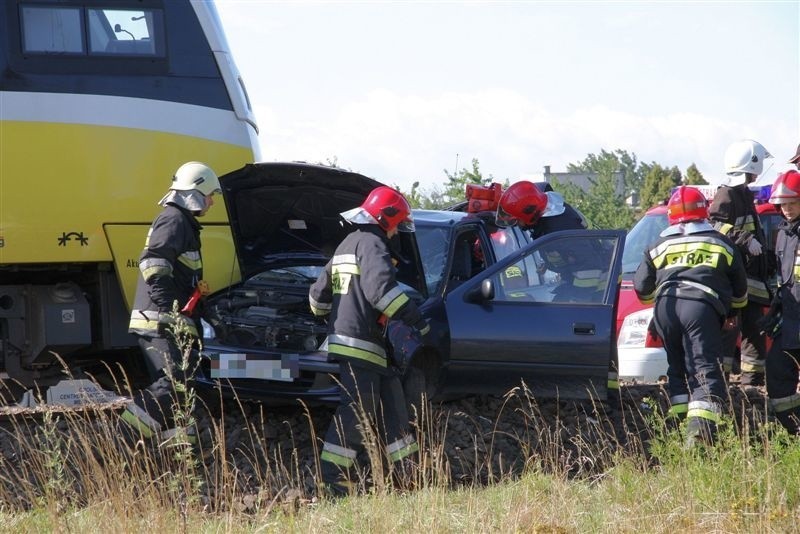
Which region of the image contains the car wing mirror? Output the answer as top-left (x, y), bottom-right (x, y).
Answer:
top-left (465, 278), bottom-right (494, 303)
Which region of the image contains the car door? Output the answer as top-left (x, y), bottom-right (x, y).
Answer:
top-left (440, 229), bottom-right (625, 400)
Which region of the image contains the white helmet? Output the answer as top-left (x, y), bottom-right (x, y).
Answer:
top-left (724, 140), bottom-right (772, 177)
top-left (171, 161), bottom-right (220, 196)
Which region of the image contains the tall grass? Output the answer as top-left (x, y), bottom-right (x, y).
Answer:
top-left (0, 367), bottom-right (798, 531)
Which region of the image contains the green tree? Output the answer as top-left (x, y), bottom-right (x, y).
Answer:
top-left (684, 163), bottom-right (708, 185)
top-left (568, 149), bottom-right (644, 201)
top-left (441, 158), bottom-right (493, 205)
top-left (399, 158), bottom-right (510, 209)
top-left (402, 181), bottom-right (449, 209)
top-left (639, 163), bottom-right (682, 210)
top-left (562, 149), bottom-right (640, 229)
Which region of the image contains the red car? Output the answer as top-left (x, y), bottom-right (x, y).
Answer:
top-left (617, 186), bottom-right (781, 382)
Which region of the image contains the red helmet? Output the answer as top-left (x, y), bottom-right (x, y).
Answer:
top-left (667, 186), bottom-right (708, 225)
top-left (495, 181), bottom-right (547, 229)
top-left (360, 186), bottom-right (414, 232)
top-left (769, 170), bottom-right (800, 204)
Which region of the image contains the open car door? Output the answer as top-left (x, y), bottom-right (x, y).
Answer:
top-left (441, 229), bottom-right (625, 400)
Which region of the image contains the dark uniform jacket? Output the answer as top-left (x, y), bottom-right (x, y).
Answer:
top-left (633, 221), bottom-right (748, 317)
top-left (309, 226), bottom-right (426, 371)
top-left (708, 184), bottom-right (773, 304)
top-left (774, 218), bottom-right (800, 349)
top-left (530, 203), bottom-right (586, 239)
top-left (129, 204), bottom-right (202, 336)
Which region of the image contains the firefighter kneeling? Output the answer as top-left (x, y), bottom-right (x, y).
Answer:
top-left (634, 186), bottom-right (748, 446)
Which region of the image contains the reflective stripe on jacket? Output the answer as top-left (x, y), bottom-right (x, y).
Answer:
top-left (129, 204), bottom-right (202, 336)
top-left (308, 225), bottom-right (424, 370)
top-left (708, 184), bottom-right (772, 304)
top-left (633, 222), bottom-right (748, 317)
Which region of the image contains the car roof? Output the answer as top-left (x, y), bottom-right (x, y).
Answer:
top-left (643, 204), bottom-right (668, 215)
top-left (413, 208), bottom-right (476, 226)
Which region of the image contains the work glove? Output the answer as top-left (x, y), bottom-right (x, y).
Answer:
top-left (747, 238), bottom-right (763, 257)
top-left (756, 312), bottom-right (782, 338)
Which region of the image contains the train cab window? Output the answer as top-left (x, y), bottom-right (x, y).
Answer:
top-left (88, 9), bottom-right (164, 56)
top-left (19, 5), bottom-right (164, 58)
top-left (21, 6), bottom-right (84, 54)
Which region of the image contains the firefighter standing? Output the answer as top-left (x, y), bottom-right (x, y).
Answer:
top-left (634, 186), bottom-right (748, 445)
top-left (122, 161), bottom-right (219, 440)
top-left (708, 139), bottom-right (774, 388)
top-left (764, 170), bottom-right (800, 434)
top-left (309, 186), bottom-right (430, 496)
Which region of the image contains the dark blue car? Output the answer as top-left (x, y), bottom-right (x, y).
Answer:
top-left (196, 163), bottom-right (625, 405)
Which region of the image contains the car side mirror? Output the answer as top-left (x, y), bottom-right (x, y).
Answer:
top-left (465, 278), bottom-right (494, 303)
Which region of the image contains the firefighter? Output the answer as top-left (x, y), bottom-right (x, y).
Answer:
top-left (790, 143), bottom-right (800, 170)
top-left (494, 181), bottom-right (621, 399)
top-left (309, 186), bottom-right (430, 496)
top-left (763, 170), bottom-right (800, 434)
top-left (708, 139), bottom-right (774, 389)
top-left (122, 161), bottom-right (219, 441)
top-left (634, 186), bottom-right (748, 446)
top-left (495, 180), bottom-right (596, 298)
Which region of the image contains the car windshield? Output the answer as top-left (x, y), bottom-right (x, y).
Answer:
top-left (621, 211), bottom-right (668, 274)
top-left (415, 225), bottom-right (450, 295)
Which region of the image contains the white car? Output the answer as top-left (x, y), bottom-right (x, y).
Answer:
top-left (617, 205), bottom-right (669, 382)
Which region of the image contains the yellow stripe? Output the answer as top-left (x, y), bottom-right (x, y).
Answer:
top-left (740, 362), bottom-right (765, 372)
top-left (652, 242), bottom-right (733, 270)
top-left (731, 294), bottom-right (748, 308)
top-left (382, 293), bottom-right (410, 318)
top-left (716, 223), bottom-right (734, 235)
top-left (332, 264), bottom-right (360, 276)
top-left (121, 409), bottom-right (156, 438)
top-left (329, 344), bottom-right (386, 367)
top-left (687, 408), bottom-right (721, 423)
top-left (321, 450), bottom-right (356, 468)
top-left (389, 441), bottom-right (419, 462)
top-left (0, 121), bottom-right (252, 265)
top-left (177, 254), bottom-right (202, 271)
top-left (129, 318), bottom-right (160, 331)
top-left (1, 120), bottom-right (254, 316)
top-left (667, 403), bottom-right (688, 417)
top-left (142, 266), bottom-right (171, 281)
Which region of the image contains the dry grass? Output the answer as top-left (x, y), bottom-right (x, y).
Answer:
top-left (0, 377), bottom-right (796, 532)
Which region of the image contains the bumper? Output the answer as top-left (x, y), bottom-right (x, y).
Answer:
top-left (193, 345), bottom-right (342, 405)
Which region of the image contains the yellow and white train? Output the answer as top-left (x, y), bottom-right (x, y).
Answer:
top-left (0, 0), bottom-right (259, 393)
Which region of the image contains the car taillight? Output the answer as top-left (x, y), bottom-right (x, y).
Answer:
top-left (645, 328), bottom-right (663, 347)
top-left (618, 308), bottom-right (658, 348)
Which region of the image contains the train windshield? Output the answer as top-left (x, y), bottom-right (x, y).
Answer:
top-left (21, 4), bottom-right (165, 56)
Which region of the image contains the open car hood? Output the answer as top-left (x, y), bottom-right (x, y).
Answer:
top-left (219, 162), bottom-right (384, 279)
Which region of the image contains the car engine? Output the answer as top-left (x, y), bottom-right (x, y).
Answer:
top-left (204, 286), bottom-right (327, 352)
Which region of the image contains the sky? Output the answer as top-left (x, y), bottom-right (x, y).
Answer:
top-left (215, 1), bottom-right (800, 193)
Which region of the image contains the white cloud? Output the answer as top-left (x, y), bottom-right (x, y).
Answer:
top-left (253, 89), bottom-right (796, 192)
